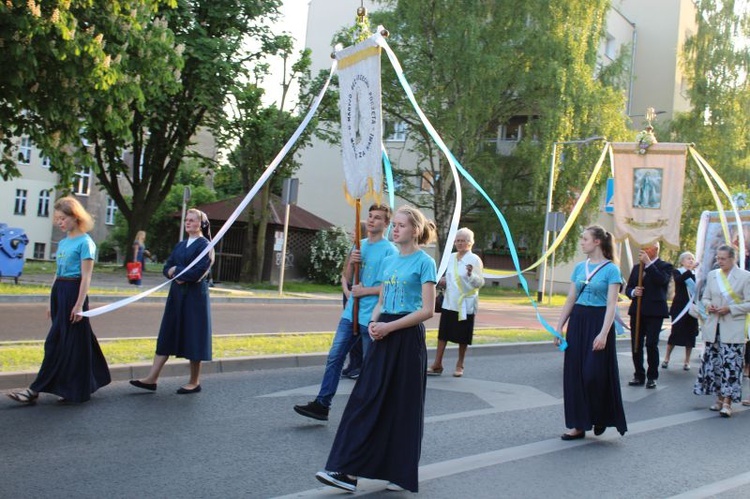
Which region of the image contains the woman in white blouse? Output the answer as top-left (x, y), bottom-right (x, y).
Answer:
top-left (427, 227), bottom-right (485, 377)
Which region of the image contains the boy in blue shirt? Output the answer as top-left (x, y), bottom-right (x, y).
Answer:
top-left (294, 204), bottom-right (396, 421)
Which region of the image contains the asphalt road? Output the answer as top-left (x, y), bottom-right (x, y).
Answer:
top-left (2, 343), bottom-right (749, 498)
top-left (0, 300), bottom-right (566, 341)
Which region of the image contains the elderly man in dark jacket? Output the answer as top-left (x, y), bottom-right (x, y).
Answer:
top-left (626, 243), bottom-right (673, 389)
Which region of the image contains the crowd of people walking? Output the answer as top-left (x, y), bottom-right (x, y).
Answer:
top-left (7, 203), bottom-right (750, 493)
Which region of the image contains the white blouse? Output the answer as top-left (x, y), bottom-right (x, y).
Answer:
top-left (442, 251), bottom-right (485, 318)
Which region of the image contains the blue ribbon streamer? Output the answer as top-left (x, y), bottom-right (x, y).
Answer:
top-left (381, 146), bottom-right (395, 238)
top-left (446, 150), bottom-right (567, 350)
top-left (378, 35), bottom-right (566, 350)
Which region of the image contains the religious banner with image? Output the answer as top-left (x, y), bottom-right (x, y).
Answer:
top-left (611, 142), bottom-right (688, 249)
top-left (335, 36), bottom-right (383, 202)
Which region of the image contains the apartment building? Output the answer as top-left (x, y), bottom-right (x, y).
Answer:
top-left (0, 128), bottom-right (217, 260)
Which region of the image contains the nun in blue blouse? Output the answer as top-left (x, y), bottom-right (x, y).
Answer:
top-left (130, 208), bottom-right (214, 395)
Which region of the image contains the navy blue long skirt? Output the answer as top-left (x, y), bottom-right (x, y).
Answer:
top-left (156, 280), bottom-right (212, 361)
top-left (30, 279), bottom-right (111, 403)
top-left (563, 305), bottom-right (627, 435)
top-left (325, 314), bottom-right (427, 492)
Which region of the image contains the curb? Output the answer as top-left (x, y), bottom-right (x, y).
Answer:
top-left (0, 341), bottom-right (566, 391)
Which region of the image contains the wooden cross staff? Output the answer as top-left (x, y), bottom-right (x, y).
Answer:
top-left (634, 259), bottom-right (644, 353)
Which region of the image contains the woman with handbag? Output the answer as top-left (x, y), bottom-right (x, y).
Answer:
top-left (128, 230), bottom-right (151, 286)
top-left (555, 225), bottom-right (627, 440)
top-left (129, 209), bottom-right (214, 394)
top-left (427, 227), bottom-right (484, 377)
top-left (7, 197), bottom-right (111, 404)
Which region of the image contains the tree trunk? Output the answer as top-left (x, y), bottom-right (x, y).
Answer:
top-left (240, 207), bottom-right (255, 282)
top-left (254, 182), bottom-right (272, 282)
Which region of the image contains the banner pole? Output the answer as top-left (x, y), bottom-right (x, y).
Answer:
top-left (634, 260), bottom-right (644, 353)
top-left (352, 200), bottom-right (361, 335)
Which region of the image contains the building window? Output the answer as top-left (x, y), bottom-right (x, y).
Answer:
top-left (14, 189), bottom-right (28, 215)
top-left (18, 136), bottom-right (32, 164)
top-left (604, 33), bottom-right (617, 60)
top-left (33, 243), bottom-right (46, 260)
top-left (105, 197), bottom-right (118, 225)
top-left (500, 122), bottom-right (522, 141)
top-left (40, 154), bottom-right (51, 168)
top-left (385, 121), bottom-right (407, 142)
top-left (37, 190), bottom-right (50, 217)
top-left (73, 167), bottom-right (91, 195)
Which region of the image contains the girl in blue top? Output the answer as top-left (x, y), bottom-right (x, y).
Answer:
top-left (317, 206), bottom-right (437, 494)
top-left (7, 197), bottom-right (111, 405)
top-left (555, 225), bottom-right (627, 439)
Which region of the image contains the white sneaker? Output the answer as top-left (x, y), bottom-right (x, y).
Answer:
top-left (386, 482), bottom-right (405, 491)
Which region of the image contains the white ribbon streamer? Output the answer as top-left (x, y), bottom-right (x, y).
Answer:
top-left (80, 60), bottom-right (338, 317)
top-left (375, 30), bottom-right (460, 279)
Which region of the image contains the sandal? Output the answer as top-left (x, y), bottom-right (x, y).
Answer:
top-left (426, 366), bottom-right (443, 376)
top-left (741, 400), bottom-right (750, 407)
top-left (709, 399), bottom-right (723, 411)
top-left (453, 367), bottom-right (464, 378)
top-left (661, 361), bottom-right (669, 369)
top-left (7, 388), bottom-right (38, 405)
top-left (720, 403), bottom-right (732, 418)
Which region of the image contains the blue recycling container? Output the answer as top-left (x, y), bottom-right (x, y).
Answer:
top-left (0, 223), bottom-right (29, 283)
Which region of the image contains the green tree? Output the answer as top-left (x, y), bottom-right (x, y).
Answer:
top-left (0, 0), bottom-right (175, 179)
top-left (104, 161), bottom-right (216, 263)
top-left (80, 0), bottom-right (285, 253)
top-left (669, 0), bottom-right (750, 250)
top-left (215, 36), bottom-right (338, 281)
top-left (371, 0), bottom-right (629, 262)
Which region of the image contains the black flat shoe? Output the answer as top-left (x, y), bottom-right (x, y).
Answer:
top-left (594, 426), bottom-right (606, 436)
top-left (628, 378), bottom-right (645, 386)
top-left (176, 385), bottom-right (202, 394)
top-left (130, 380), bottom-right (157, 391)
top-left (561, 431), bottom-right (585, 441)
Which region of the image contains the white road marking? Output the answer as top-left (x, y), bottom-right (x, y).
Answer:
top-left (272, 407), bottom-right (746, 498)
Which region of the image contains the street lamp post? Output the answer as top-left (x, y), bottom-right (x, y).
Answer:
top-left (537, 136), bottom-right (606, 303)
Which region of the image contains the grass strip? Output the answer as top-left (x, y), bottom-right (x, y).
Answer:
top-left (0, 328), bottom-right (552, 373)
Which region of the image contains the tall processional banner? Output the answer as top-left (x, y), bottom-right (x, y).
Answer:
top-left (611, 142), bottom-right (688, 249)
top-left (335, 37), bottom-right (383, 202)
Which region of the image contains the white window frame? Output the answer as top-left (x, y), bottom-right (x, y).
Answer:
top-left (40, 154), bottom-right (51, 168)
top-left (73, 167), bottom-right (91, 196)
top-left (18, 136), bottom-right (32, 165)
top-left (499, 123), bottom-right (522, 142)
top-left (385, 121), bottom-right (407, 142)
top-left (14, 189), bottom-right (28, 215)
top-left (105, 197), bottom-right (118, 225)
top-left (37, 190), bottom-right (50, 217)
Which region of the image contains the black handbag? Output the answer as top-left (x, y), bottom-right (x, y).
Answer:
top-left (434, 289), bottom-right (444, 313)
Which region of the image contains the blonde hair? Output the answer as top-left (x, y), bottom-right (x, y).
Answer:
top-left (54, 196), bottom-right (94, 233)
top-left (396, 206), bottom-right (437, 245)
top-left (135, 231), bottom-right (147, 244)
top-left (186, 208), bottom-right (214, 265)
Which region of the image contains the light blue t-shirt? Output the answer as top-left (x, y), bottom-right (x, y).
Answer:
top-left (571, 260), bottom-right (622, 307)
top-left (342, 238), bottom-right (398, 324)
top-left (380, 249), bottom-right (437, 314)
top-left (56, 234), bottom-right (96, 277)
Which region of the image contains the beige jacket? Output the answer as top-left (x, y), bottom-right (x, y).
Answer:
top-left (701, 267), bottom-right (750, 344)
